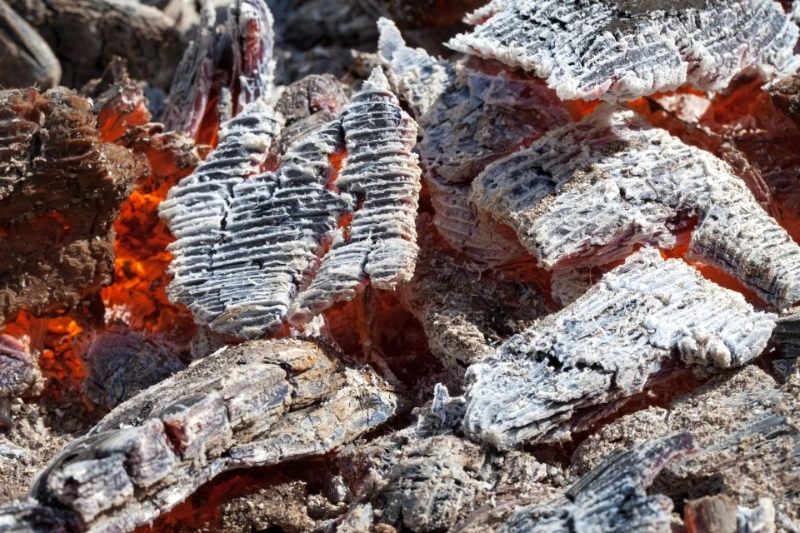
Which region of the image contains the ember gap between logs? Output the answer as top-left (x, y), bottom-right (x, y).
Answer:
top-left (0, 0), bottom-right (800, 532)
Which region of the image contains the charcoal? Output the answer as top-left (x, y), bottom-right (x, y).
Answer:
top-left (281, 0), bottom-right (378, 50)
top-left (339, 391), bottom-right (566, 533)
top-left (291, 68), bottom-right (421, 318)
top-left (0, 339), bottom-right (399, 532)
top-left (163, 0), bottom-right (275, 140)
top-left (0, 334), bottom-right (41, 400)
top-left (448, 0), bottom-right (799, 102)
top-left (684, 494), bottom-right (776, 533)
top-left (398, 220), bottom-right (549, 382)
top-left (0, 87), bottom-right (142, 326)
top-left (6, 0), bottom-right (185, 90)
top-left (463, 248), bottom-right (777, 449)
top-left (484, 434), bottom-right (697, 532)
top-left (82, 326), bottom-right (186, 412)
top-left (573, 365), bottom-right (800, 528)
top-left (361, 0), bottom-right (488, 28)
top-left (378, 18), bottom-right (566, 267)
top-left (0, 0), bottom-right (60, 88)
top-left (472, 105), bottom-right (800, 308)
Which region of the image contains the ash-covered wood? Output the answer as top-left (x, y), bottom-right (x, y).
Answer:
top-left (399, 220), bottom-right (549, 383)
top-left (0, 0), bottom-right (60, 89)
top-left (449, 0), bottom-right (799, 101)
top-left (473, 433), bottom-right (697, 532)
top-left (292, 68), bottom-right (421, 318)
top-left (463, 248), bottom-right (777, 449)
top-left (0, 334), bottom-right (41, 403)
top-left (573, 365), bottom-right (800, 529)
top-left (472, 105), bottom-right (800, 308)
top-left (0, 87), bottom-right (141, 326)
top-left (378, 18), bottom-right (568, 267)
top-left (6, 0), bottom-right (185, 89)
top-left (0, 339), bottom-right (400, 532)
top-left (162, 0), bottom-right (275, 140)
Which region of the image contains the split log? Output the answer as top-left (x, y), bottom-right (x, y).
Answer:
top-left (463, 248), bottom-right (778, 449)
top-left (448, 0), bottom-right (798, 101)
top-left (471, 104), bottom-right (800, 308)
top-left (0, 87), bottom-right (142, 326)
top-left (0, 339), bottom-right (401, 532)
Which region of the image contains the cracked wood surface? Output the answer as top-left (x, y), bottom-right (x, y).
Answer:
top-left (0, 339), bottom-right (400, 532)
top-left (472, 104), bottom-right (800, 308)
top-left (463, 248), bottom-right (777, 449)
top-left (449, 0), bottom-right (798, 101)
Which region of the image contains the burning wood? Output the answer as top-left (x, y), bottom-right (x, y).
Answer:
top-left (3, 1), bottom-right (800, 531)
top-left (449, 0), bottom-right (798, 101)
top-left (0, 87), bottom-right (142, 327)
top-left (464, 248), bottom-right (778, 449)
top-left (472, 104), bottom-right (800, 308)
top-left (0, 339), bottom-right (400, 532)
top-left (161, 67), bottom-right (421, 339)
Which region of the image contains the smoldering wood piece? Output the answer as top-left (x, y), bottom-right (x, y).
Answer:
top-left (82, 325), bottom-right (187, 413)
top-left (472, 105), bottom-right (800, 308)
top-left (281, 0), bottom-right (378, 50)
top-left (6, 0), bottom-right (185, 90)
top-left (0, 0), bottom-right (60, 88)
top-left (338, 392), bottom-right (566, 533)
top-left (0, 500), bottom-right (71, 532)
top-left (684, 494), bottom-right (776, 533)
top-left (572, 366), bottom-right (800, 528)
top-left (488, 434), bottom-right (697, 533)
top-left (378, 18), bottom-right (566, 267)
top-left (273, 74), bottom-right (349, 154)
top-left (398, 220), bottom-right (549, 381)
top-left (0, 87), bottom-right (141, 327)
top-left (0, 334), bottom-right (41, 400)
top-left (449, 0), bottom-right (798, 102)
top-left (463, 248), bottom-right (778, 449)
top-left (361, 0), bottom-right (488, 28)
top-left (292, 67), bottom-right (422, 318)
top-left (0, 340), bottom-right (399, 532)
top-left (162, 0), bottom-right (275, 138)
top-left (770, 73), bottom-right (800, 124)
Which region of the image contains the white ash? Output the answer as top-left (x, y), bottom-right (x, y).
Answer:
top-left (449, 0), bottom-right (799, 102)
top-left (471, 105), bottom-right (800, 308)
top-left (463, 248), bottom-right (777, 449)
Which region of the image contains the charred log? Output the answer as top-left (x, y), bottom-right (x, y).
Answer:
top-left (0, 0), bottom-right (60, 89)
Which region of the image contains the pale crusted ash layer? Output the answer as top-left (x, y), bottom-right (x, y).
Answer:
top-left (0, 87), bottom-right (141, 326)
top-left (161, 69), bottom-right (421, 339)
top-left (573, 365), bottom-right (800, 529)
top-left (162, 0), bottom-right (275, 138)
top-left (399, 219), bottom-right (550, 383)
top-left (472, 105), bottom-right (800, 309)
top-left (0, 0), bottom-right (60, 89)
top-left (6, 0), bottom-right (185, 89)
top-left (0, 339), bottom-right (400, 533)
top-left (82, 325), bottom-right (186, 413)
top-left (291, 68), bottom-right (421, 318)
top-left (449, 0), bottom-right (799, 102)
top-left (378, 19), bottom-right (567, 268)
top-left (338, 387), bottom-right (567, 533)
top-left (463, 248), bottom-right (777, 449)
top-left (456, 433), bottom-right (697, 533)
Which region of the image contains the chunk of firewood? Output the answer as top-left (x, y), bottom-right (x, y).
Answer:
top-left (398, 219), bottom-right (550, 382)
top-left (472, 105), bottom-right (800, 308)
top-left (573, 365), bottom-right (800, 529)
top-left (458, 433), bottom-right (697, 532)
top-left (0, 0), bottom-right (60, 88)
top-left (0, 87), bottom-right (142, 326)
top-left (463, 248), bottom-right (778, 449)
top-left (162, 68), bottom-right (421, 339)
top-left (448, 0), bottom-right (798, 102)
top-left (378, 18), bottom-right (567, 268)
top-left (0, 333), bottom-right (41, 404)
top-left (6, 0), bottom-right (185, 89)
top-left (162, 0), bottom-right (275, 140)
top-left (0, 339), bottom-right (400, 532)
